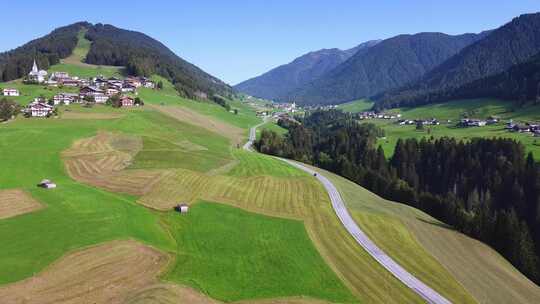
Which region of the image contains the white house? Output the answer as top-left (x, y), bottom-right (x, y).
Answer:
top-left (93, 93), bottom-right (109, 104)
top-left (2, 88), bottom-right (19, 96)
top-left (175, 203), bottom-right (189, 213)
top-left (26, 101), bottom-right (53, 117)
top-left (53, 93), bottom-right (78, 105)
top-left (27, 60), bottom-right (48, 83)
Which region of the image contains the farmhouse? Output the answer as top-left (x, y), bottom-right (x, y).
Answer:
top-left (174, 203), bottom-right (189, 213)
top-left (2, 88), bottom-right (19, 96)
top-left (53, 93), bottom-right (79, 105)
top-left (60, 79), bottom-right (80, 87)
top-left (27, 60), bottom-right (48, 83)
top-left (93, 93), bottom-right (109, 104)
top-left (460, 118), bottom-right (487, 127)
top-left (119, 96), bottom-right (134, 107)
top-left (121, 83), bottom-right (137, 93)
top-left (26, 101), bottom-right (53, 117)
top-left (106, 88), bottom-right (120, 96)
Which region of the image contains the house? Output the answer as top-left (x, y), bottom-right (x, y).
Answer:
top-left (119, 96), bottom-right (134, 107)
top-left (143, 80), bottom-right (155, 88)
top-left (53, 93), bottom-right (79, 105)
top-left (61, 79), bottom-right (80, 87)
top-left (513, 124), bottom-right (531, 133)
top-left (37, 179), bottom-right (56, 189)
top-left (80, 86), bottom-right (105, 96)
top-left (26, 101), bottom-right (53, 117)
top-left (106, 88), bottom-right (120, 96)
top-left (121, 83), bottom-right (137, 93)
top-left (125, 77), bottom-right (142, 88)
top-left (51, 71), bottom-right (69, 80)
top-left (93, 77), bottom-right (108, 88)
top-left (3, 88), bottom-right (19, 96)
top-left (93, 93), bottom-right (109, 104)
top-left (174, 203), bottom-right (189, 213)
top-left (460, 118), bottom-right (486, 127)
top-left (27, 59), bottom-right (48, 83)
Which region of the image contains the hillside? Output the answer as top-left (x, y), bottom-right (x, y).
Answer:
top-left (284, 32), bottom-right (486, 105)
top-left (377, 12), bottom-right (540, 109)
top-left (235, 40), bottom-right (380, 101)
top-left (0, 22), bottom-right (232, 99)
top-left (0, 22), bottom-right (87, 81)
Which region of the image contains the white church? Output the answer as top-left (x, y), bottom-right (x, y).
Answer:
top-left (27, 59), bottom-right (48, 83)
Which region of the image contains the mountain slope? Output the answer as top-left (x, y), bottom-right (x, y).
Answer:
top-left (0, 22), bottom-right (88, 81)
top-left (286, 32), bottom-right (486, 105)
top-left (377, 12), bottom-right (540, 109)
top-left (84, 23), bottom-right (232, 98)
top-left (235, 40), bottom-right (380, 100)
top-left (0, 22), bottom-right (232, 99)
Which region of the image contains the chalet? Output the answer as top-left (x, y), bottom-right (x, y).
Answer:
top-left (53, 93), bottom-right (78, 105)
top-left (79, 79), bottom-right (90, 87)
top-left (487, 116), bottom-right (500, 125)
top-left (80, 86), bottom-right (104, 96)
top-left (60, 79), bottom-right (80, 87)
top-left (460, 118), bottom-right (486, 127)
top-left (93, 77), bottom-right (108, 88)
top-left (513, 124), bottom-right (531, 133)
top-left (106, 88), bottom-right (120, 96)
top-left (51, 71), bottom-right (69, 80)
top-left (174, 203), bottom-right (189, 213)
top-left (121, 83), bottom-right (137, 93)
top-left (143, 79), bottom-right (155, 88)
top-left (94, 93), bottom-right (109, 104)
top-left (2, 88), bottom-right (19, 96)
top-left (37, 179), bottom-right (56, 189)
top-left (119, 96), bottom-right (134, 107)
top-left (126, 77), bottom-right (142, 88)
top-left (26, 101), bottom-right (53, 117)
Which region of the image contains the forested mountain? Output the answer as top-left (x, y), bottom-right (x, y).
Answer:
top-left (0, 22), bottom-right (232, 99)
top-left (257, 110), bottom-right (540, 285)
top-left (85, 24), bottom-right (232, 98)
top-left (234, 40), bottom-right (380, 101)
top-left (284, 32), bottom-right (486, 105)
top-left (0, 22), bottom-right (87, 81)
top-left (376, 13), bottom-right (540, 109)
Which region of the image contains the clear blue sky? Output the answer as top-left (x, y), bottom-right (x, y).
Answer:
top-left (1, 1), bottom-right (539, 85)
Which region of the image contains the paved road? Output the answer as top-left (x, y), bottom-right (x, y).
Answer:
top-left (243, 120), bottom-right (266, 151)
top-left (245, 124), bottom-right (451, 304)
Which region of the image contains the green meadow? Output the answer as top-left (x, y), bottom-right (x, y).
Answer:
top-left (339, 98), bottom-right (540, 157)
top-left (163, 202), bottom-right (355, 302)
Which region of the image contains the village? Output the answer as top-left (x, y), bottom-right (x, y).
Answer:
top-left (1, 60), bottom-right (155, 117)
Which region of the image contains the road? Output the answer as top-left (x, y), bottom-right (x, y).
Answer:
top-left (245, 124), bottom-right (452, 304)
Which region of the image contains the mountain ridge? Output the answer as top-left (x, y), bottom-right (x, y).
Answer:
top-left (234, 40), bottom-right (381, 100)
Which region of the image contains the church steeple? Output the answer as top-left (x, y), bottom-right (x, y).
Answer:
top-left (31, 59), bottom-right (38, 74)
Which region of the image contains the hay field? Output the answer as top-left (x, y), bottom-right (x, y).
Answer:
top-left (322, 167), bottom-right (540, 304)
top-left (0, 189), bottom-right (44, 219)
top-left (0, 240), bottom-right (168, 304)
top-left (63, 131), bottom-right (169, 196)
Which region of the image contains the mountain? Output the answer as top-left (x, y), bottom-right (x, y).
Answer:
top-left (0, 22), bottom-right (86, 81)
top-left (376, 13), bottom-right (540, 109)
top-left (84, 23), bottom-right (232, 98)
top-left (0, 22), bottom-right (232, 99)
top-left (286, 32), bottom-right (487, 105)
top-left (234, 40), bottom-right (380, 100)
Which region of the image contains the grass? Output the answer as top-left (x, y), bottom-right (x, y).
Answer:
top-left (0, 81), bottom-right (78, 105)
top-left (227, 149), bottom-right (306, 177)
top-left (337, 99), bottom-right (374, 113)
top-left (256, 120), bottom-right (288, 140)
top-left (322, 167), bottom-right (540, 304)
top-left (163, 202), bottom-right (355, 303)
top-left (342, 98), bottom-right (540, 158)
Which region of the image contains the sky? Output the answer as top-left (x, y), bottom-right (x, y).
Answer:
top-left (1, 1), bottom-right (539, 85)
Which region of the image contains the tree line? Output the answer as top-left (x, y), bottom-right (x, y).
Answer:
top-left (256, 109), bottom-right (540, 283)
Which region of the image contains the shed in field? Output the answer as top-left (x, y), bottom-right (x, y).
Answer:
top-left (37, 179), bottom-right (57, 189)
top-left (174, 203), bottom-right (189, 214)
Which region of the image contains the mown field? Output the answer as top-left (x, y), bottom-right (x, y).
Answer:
top-left (0, 86), bottom-right (362, 304)
top-left (340, 98), bottom-right (540, 157)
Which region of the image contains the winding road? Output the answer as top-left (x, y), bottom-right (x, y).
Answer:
top-left (245, 123), bottom-right (451, 304)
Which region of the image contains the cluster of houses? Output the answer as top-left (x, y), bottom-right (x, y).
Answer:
top-left (397, 118), bottom-right (440, 126)
top-left (506, 121), bottom-right (540, 136)
top-left (357, 111), bottom-right (402, 120)
top-left (7, 60), bottom-right (155, 117)
top-left (458, 117), bottom-right (499, 127)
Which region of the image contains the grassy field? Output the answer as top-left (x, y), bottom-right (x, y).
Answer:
top-left (256, 120), bottom-right (288, 140)
top-left (0, 104), bottom-right (356, 303)
top-left (163, 202), bottom-right (355, 302)
top-left (336, 99), bottom-right (373, 113)
top-left (339, 98), bottom-right (540, 158)
top-left (322, 168), bottom-right (540, 304)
